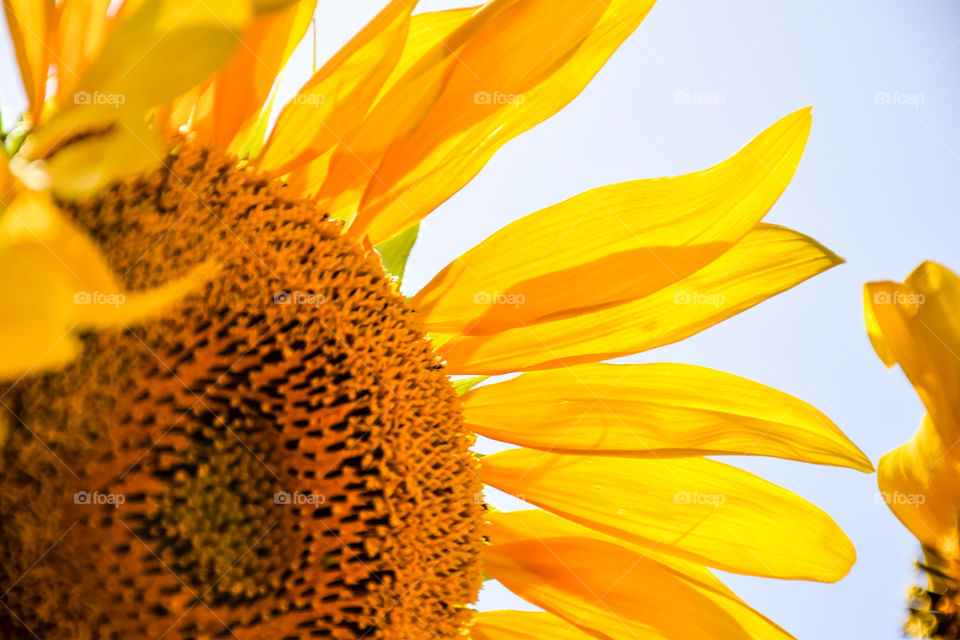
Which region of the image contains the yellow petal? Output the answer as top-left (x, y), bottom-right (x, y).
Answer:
top-left (0, 191), bottom-right (214, 378)
top-left (481, 449), bottom-right (855, 580)
top-left (199, 0), bottom-right (317, 149)
top-left (72, 0), bottom-right (254, 109)
top-left (878, 415), bottom-right (960, 555)
top-left (412, 109), bottom-right (812, 335)
top-left (320, 0), bottom-right (656, 244)
top-left (485, 535), bottom-right (782, 639)
top-left (377, 7), bottom-right (481, 102)
top-left (285, 6), bottom-right (479, 196)
top-left (258, 0), bottom-right (415, 174)
top-left (52, 0), bottom-right (114, 100)
top-left (436, 224), bottom-right (842, 374)
top-left (865, 262), bottom-right (960, 444)
top-left (22, 0), bottom-right (263, 196)
top-left (463, 362), bottom-right (872, 471)
top-left (39, 115), bottom-right (163, 198)
top-left (863, 284), bottom-right (897, 367)
top-left (486, 509), bottom-right (794, 640)
top-left (471, 611), bottom-right (597, 640)
top-left (3, 0), bottom-right (54, 123)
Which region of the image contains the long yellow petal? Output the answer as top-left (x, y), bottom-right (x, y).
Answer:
top-left (3, 0), bottom-right (53, 123)
top-left (376, 7), bottom-right (480, 102)
top-left (285, 6), bottom-right (479, 196)
top-left (878, 415), bottom-right (960, 555)
top-left (258, 0), bottom-right (415, 174)
top-left (865, 262), bottom-right (960, 445)
top-left (52, 0), bottom-right (113, 100)
top-left (202, 0), bottom-right (316, 149)
top-left (319, 0), bottom-right (656, 244)
top-left (481, 449), bottom-right (855, 580)
top-left (412, 109), bottom-right (812, 335)
top-left (463, 362), bottom-right (872, 471)
top-left (486, 509), bottom-right (794, 640)
top-left (485, 535), bottom-right (780, 639)
top-left (471, 611), bottom-right (597, 640)
top-left (436, 224), bottom-right (842, 374)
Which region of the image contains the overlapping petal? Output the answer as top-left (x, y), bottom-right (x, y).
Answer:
top-left (864, 262), bottom-right (960, 444)
top-left (194, 0), bottom-right (317, 150)
top-left (866, 263), bottom-right (960, 555)
top-left (52, 0), bottom-right (114, 101)
top-left (0, 191), bottom-right (215, 377)
top-left (486, 509), bottom-right (795, 640)
top-left (317, 0), bottom-right (657, 244)
top-left (284, 6), bottom-right (480, 197)
top-left (19, 0), bottom-right (271, 196)
top-left (258, 0), bottom-right (415, 174)
top-left (2, 0), bottom-right (54, 123)
top-left (481, 449), bottom-right (855, 580)
top-left (877, 415), bottom-right (960, 554)
top-left (462, 362), bottom-right (872, 471)
top-left (412, 109), bottom-right (812, 335)
top-left (436, 224), bottom-right (842, 374)
top-left (471, 610), bottom-right (597, 640)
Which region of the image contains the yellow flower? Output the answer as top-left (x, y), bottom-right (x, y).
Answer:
top-left (865, 262), bottom-right (960, 638)
top-left (0, 1), bottom-right (872, 639)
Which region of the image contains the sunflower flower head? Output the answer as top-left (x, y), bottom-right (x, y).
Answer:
top-left (0, 1), bottom-right (871, 639)
top-left (865, 262), bottom-right (960, 639)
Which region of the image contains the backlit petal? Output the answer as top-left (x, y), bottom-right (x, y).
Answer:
top-left (486, 509), bottom-right (794, 640)
top-left (200, 0), bottom-right (317, 149)
top-left (471, 611), bottom-right (597, 640)
top-left (3, 0), bottom-right (54, 123)
top-left (321, 0), bottom-right (657, 244)
top-left (865, 262), bottom-right (960, 444)
top-left (481, 449), bottom-right (855, 580)
top-left (485, 536), bottom-right (778, 639)
top-left (412, 110), bottom-right (812, 335)
top-left (52, 0), bottom-right (113, 100)
top-left (285, 6), bottom-right (480, 197)
top-left (437, 224), bottom-right (842, 374)
top-left (463, 362), bottom-right (872, 471)
top-left (258, 0), bottom-right (415, 174)
top-left (878, 415), bottom-right (960, 555)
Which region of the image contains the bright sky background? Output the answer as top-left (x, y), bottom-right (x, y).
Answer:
top-left (3, 2), bottom-right (959, 638)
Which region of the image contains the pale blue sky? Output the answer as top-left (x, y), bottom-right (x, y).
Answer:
top-left (4, 2), bottom-right (959, 638)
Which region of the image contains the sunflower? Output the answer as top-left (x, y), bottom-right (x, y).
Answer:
top-left (0, 1), bottom-right (872, 638)
top-left (865, 262), bottom-right (960, 639)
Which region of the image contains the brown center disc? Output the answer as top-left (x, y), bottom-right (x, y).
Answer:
top-left (0, 145), bottom-right (483, 640)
